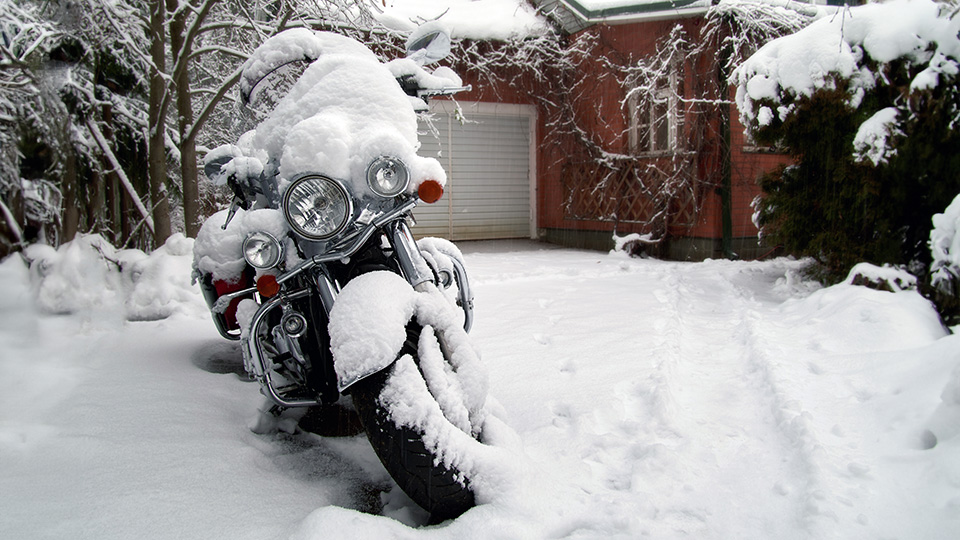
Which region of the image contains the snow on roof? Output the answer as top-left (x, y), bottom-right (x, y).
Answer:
top-left (533, 0), bottom-right (833, 34)
top-left (568, 0), bottom-right (830, 12)
top-left (563, 0), bottom-right (709, 14)
top-left (372, 0), bottom-right (550, 40)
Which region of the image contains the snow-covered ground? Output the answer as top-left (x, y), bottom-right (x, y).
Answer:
top-left (2, 239), bottom-right (959, 539)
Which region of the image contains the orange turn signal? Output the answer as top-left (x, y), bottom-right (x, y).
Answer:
top-left (256, 274), bottom-right (280, 298)
top-left (418, 180), bottom-right (443, 204)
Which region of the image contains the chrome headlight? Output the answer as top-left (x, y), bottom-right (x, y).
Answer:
top-left (366, 156), bottom-right (409, 197)
top-left (242, 231), bottom-right (283, 269)
top-left (283, 174), bottom-right (352, 240)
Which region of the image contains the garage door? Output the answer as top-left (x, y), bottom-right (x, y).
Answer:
top-left (412, 101), bottom-right (536, 240)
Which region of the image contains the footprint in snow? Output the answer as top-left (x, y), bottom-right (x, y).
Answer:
top-left (653, 289), bottom-right (671, 304)
top-left (550, 402), bottom-right (576, 430)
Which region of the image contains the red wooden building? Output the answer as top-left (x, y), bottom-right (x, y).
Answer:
top-left (411, 0), bottom-right (817, 260)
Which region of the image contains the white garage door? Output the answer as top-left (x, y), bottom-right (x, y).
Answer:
top-left (412, 101), bottom-right (536, 240)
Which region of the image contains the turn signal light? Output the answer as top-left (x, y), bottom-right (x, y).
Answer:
top-left (257, 274), bottom-right (280, 298)
top-left (418, 180), bottom-right (443, 204)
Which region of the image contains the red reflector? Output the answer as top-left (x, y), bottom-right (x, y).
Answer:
top-left (257, 274), bottom-right (280, 298)
top-left (418, 180), bottom-right (443, 204)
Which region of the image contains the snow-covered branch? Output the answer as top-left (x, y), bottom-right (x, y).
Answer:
top-left (187, 45), bottom-right (249, 62)
top-left (85, 118), bottom-right (155, 234)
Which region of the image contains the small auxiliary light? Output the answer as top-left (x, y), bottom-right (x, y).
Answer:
top-left (256, 274), bottom-right (280, 297)
top-left (418, 180), bottom-right (443, 203)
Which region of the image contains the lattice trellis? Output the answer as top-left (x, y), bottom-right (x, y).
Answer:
top-left (561, 154), bottom-right (702, 229)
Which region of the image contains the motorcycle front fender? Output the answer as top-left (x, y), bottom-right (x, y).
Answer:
top-left (329, 271), bottom-right (419, 392)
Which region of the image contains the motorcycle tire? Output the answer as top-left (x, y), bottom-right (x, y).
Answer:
top-left (350, 323), bottom-right (476, 522)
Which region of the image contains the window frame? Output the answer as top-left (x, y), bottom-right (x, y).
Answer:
top-left (627, 66), bottom-right (682, 156)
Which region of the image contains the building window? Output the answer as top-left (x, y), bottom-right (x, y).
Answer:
top-left (627, 67), bottom-right (681, 155)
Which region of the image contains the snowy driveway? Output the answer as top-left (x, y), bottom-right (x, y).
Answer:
top-left (2, 241), bottom-right (958, 539)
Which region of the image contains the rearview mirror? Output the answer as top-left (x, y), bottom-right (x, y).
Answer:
top-left (203, 145), bottom-right (242, 185)
top-left (405, 22), bottom-right (451, 66)
top-left (203, 146), bottom-right (263, 187)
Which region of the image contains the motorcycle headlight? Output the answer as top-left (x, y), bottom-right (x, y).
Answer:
top-left (283, 174), bottom-right (352, 240)
top-left (242, 231), bottom-right (283, 269)
top-left (366, 156), bottom-right (409, 197)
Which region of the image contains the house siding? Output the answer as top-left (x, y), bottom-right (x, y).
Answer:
top-left (533, 20), bottom-right (789, 259)
top-left (437, 16), bottom-right (790, 259)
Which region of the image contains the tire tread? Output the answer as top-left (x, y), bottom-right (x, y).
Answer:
top-left (350, 325), bottom-right (476, 522)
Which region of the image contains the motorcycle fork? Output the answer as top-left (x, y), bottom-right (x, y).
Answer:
top-left (386, 220), bottom-right (434, 291)
top-left (386, 220), bottom-right (474, 332)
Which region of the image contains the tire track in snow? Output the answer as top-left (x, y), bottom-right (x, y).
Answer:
top-left (734, 288), bottom-right (879, 535)
top-left (737, 308), bottom-right (835, 533)
top-left (580, 265), bottom-right (686, 490)
top-left (695, 264), bottom-right (871, 538)
top-left (528, 260), bottom-right (814, 538)
top-left (724, 265), bottom-right (884, 536)
top-left (601, 262), bottom-right (823, 538)
top-left (470, 253), bottom-right (834, 538)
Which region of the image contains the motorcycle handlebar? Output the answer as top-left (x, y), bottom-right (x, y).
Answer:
top-left (278, 198), bottom-right (419, 284)
top-left (417, 85), bottom-right (472, 98)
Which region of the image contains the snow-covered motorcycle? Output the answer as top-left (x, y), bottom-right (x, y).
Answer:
top-left (192, 25), bottom-right (488, 521)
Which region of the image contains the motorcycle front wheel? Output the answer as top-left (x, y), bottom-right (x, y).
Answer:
top-left (349, 323), bottom-right (476, 522)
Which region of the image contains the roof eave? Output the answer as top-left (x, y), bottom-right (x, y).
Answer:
top-left (560, 0), bottom-right (709, 23)
top-left (576, 6), bottom-right (710, 25)
top-left (534, 0), bottom-right (711, 34)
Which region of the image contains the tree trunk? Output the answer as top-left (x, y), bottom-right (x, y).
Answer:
top-left (62, 151), bottom-right (79, 243)
top-left (102, 105), bottom-right (122, 244)
top-left (88, 168), bottom-right (104, 231)
top-left (180, 125), bottom-right (200, 237)
top-left (167, 0), bottom-right (200, 237)
top-left (148, 0), bottom-right (172, 247)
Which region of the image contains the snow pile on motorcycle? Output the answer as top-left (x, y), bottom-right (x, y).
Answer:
top-left (240, 29), bottom-right (453, 186)
top-left (191, 26), bottom-right (513, 522)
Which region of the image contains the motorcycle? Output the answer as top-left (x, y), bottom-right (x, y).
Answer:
top-left (192, 24), bottom-right (490, 521)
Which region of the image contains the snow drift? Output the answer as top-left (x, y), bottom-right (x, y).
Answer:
top-left (4, 243), bottom-right (959, 539)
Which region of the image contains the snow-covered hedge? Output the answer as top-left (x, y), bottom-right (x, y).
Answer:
top-left (844, 262), bottom-right (917, 293)
top-left (931, 194), bottom-right (960, 291)
top-left (734, 0), bottom-right (960, 284)
top-left (735, 0), bottom-right (960, 155)
top-left (19, 234), bottom-right (203, 320)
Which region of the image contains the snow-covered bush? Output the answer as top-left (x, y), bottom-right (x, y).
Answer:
top-left (20, 233), bottom-right (202, 320)
top-left (735, 0), bottom-right (960, 138)
top-left (735, 0), bottom-right (960, 283)
top-left (929, 194), bottom-right (960, 325)
top-left (931, 194), bottom-right (960, 286)
top-left (611, 232), bottom-right (662, 258)
top-left (844, 262), bottom-right (917, 293)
